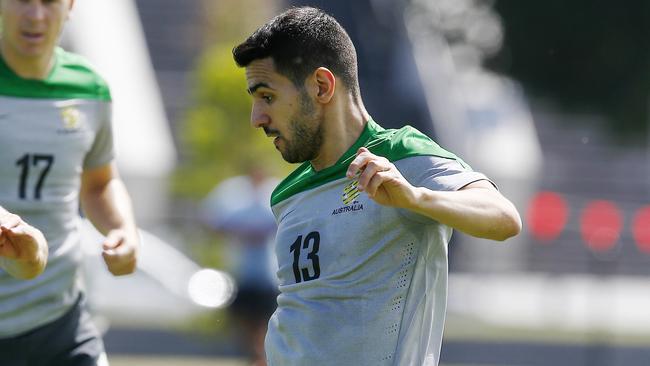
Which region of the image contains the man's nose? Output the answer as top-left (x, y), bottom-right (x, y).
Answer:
top-left (251, 107), bottom-right (270, 129)
top-left (25, 3), bottom-right (47, 22)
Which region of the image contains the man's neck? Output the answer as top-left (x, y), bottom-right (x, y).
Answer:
top-left (0, 41), bottom-right (55, 80)
top-left (310, 95), bottom-right (371, 171)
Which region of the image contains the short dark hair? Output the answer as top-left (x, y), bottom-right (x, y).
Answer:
top-left (233, 6), bottom-right (360, 98)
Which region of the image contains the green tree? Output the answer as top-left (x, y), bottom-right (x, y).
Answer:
top-left (174, 44), bottom-right (291, 199)
top-left (174, 0), bottom-right (286, 199)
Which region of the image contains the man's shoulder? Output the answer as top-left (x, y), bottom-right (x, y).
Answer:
top-left (54, 48), bottom-right (103, 79)
top-left (367, 123), bottom-right (464, 165)
top-left (48, 48), bottom-right (111, 101)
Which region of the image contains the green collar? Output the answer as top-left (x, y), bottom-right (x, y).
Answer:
top-left (270, 119), bottom-right (469, 206)
top-left (0, 47), bottom-right (110, 100)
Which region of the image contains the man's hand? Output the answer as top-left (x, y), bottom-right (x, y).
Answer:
top-left (102, 229), bottom-right (138, 276)
top-left (347, 148), bottom-right (521, 240)
top-left (346, 147), bottom-right (416, 208)
top-left (0, 211), bottom-right (48, 279)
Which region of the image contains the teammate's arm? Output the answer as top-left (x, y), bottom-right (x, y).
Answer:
top-left (0, 207), bottom-right (49, 279)
top-left (80, 162), bottom-right (139, 276)
top-left (347, 147), bottom-right (521, 241)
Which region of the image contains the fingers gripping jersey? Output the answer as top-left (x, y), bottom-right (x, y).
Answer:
top-left (266, 120), bottom-right (489, 366)
top-left (0, 48), bottom-right (114, 337)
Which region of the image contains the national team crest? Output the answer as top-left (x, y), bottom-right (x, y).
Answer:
top-left (333, 179), bottom-right (364, 215)
top-left (342, 180), bottom-right (360, 205)
top-left (59, 106), bottom-right (84, 130)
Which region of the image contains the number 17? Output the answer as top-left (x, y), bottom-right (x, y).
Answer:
top-left (16, 153), bottom-right (55, 200)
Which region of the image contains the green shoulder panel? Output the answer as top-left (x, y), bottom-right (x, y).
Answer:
top-left (270, 119), bottom-right (471, 206)
top-left (365, 122), bottom-right (471, 169)
top-left (0, 47), bottom-right (111, 100)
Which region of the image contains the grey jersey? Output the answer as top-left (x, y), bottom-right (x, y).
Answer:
top-left (266, 120), bottom-right (489, 366)
top-left (0, 48), bottom-right (113, 337)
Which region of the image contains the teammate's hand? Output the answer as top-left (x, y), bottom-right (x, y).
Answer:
top-left (0, 211), bottom-right (48, 279)
top-left (102, 228), bottom-right (138, 276)
top-left (346, 147), bottom-right (417, 208)
top-left (0, 213), bottom-right (43, 260)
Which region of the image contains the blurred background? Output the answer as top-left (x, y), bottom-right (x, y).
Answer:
top-left (57, 0), bottom-right (650, 365)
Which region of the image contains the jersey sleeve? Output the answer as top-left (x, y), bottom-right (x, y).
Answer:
top-left (394, 155), bottom-right (494, 223)
top-left (82, 101), bottom-right (115, 169)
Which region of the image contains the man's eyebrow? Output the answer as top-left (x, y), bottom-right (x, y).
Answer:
top-left (247, 82), bottom-right (272, 95)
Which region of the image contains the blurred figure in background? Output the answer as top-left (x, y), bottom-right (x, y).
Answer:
top-left (200, 163), bottom-right (279, 366)
top-left (0, 0), bottom-right (139, 365)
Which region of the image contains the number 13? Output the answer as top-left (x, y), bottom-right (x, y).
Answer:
top-left (289, 231), bottom-right (321, 283)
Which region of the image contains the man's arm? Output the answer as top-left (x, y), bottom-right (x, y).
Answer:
top-left (0, 207), bottom-right (49, 279)
top-left (347, 147), bottom-right (522, 241)
top-left (80, 162), bottom-right (139, 276)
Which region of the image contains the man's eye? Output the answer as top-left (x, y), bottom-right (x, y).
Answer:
top-left (262, 95), bottom-right (273, 103)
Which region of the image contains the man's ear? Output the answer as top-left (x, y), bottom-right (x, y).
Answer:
top-left (66, 0), bottom-right (76, 20)
top-left (311, 67), bottom-right (335, 104)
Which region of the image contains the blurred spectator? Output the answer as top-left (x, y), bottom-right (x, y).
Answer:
top-left (200, 164), bottom-right (279, 366)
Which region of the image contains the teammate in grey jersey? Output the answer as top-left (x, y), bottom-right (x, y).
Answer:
top-left (0, 0), bottom-right (139, 365)
top-left (233, 7), bottom-right (522, 366)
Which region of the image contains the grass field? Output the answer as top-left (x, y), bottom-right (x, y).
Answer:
top-left (109, 358), bottom-right (477, 366)
top-left (109, 356), bottom-right (247, 366)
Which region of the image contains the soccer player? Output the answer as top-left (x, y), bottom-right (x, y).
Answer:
top-left (0, 0), bottom-right (139, 365)
top-left (233, 6), bottom-right (522, 366)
